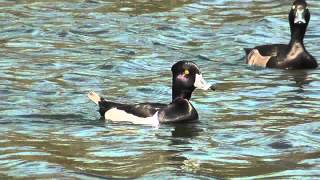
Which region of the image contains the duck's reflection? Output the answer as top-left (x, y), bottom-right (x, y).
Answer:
top-left (165, 122), bottom-right (204, 149)
top-left (171, 122), bottom-right (202, 138)
top-left (288, 70), bottom-right (313, 89)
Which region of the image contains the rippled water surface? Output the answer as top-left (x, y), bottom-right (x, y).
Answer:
top-left (1, 0), bottom-right (320, 179)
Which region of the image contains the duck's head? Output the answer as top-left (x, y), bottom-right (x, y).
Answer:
top-left (171, 61), bottom-right (215, 101)
top-left (289, 0), bottom-right (310, 26)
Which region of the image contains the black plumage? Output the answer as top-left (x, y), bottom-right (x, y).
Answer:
top-left (245, 0), bottom-right (317, 69)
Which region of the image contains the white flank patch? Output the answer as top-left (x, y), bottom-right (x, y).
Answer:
top-left (247, 49), bottom-right (270, 67)
top-left (105, 108), bottom-right (159, 127)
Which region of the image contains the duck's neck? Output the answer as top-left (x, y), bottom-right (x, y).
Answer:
top-left (286, 26), bottom-right (306, 60)
top-left (172, 87), bottom-right (193, 102)
top-left (290, 25), bottom-right (306, 45)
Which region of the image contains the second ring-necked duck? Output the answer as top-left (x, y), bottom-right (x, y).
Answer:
top-left (245, 0), bottom-right (318, 69)
top-left (88, 61), bottom-right (215, 126)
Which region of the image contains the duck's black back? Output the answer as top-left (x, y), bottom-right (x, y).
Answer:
top-left (98, 100), bottom-right (166, 118)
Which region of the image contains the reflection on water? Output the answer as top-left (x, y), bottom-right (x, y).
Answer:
top-left (1, 0), bottom-right (320, 179)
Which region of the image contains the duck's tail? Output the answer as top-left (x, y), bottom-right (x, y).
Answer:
top-left (244, 48), bottom-right (253, 56)
top-left (88, 91), bottom-right (102, 105)
top-left (88, 91), bottom-right (110, 117)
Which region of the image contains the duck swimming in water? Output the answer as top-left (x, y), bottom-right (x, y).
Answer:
top-left (245, 0), bottom-right (317, 69)
top-left (88, 61), bottom-right (215, 126)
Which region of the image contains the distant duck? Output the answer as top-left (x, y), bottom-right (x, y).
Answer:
top-left (88, 61), bottom-right (215, 126)
top-left (245, 0), bottom-right (318, 69)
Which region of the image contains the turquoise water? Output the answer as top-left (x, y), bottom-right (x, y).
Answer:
top-left (0, 0), bottom-right (320, 179)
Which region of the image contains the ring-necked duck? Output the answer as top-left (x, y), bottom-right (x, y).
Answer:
top-left (245, 0), bottom-right (318, 69)
top-left (88, 61), bottom-right (215, 126)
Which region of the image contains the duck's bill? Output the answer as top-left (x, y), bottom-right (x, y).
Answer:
top-left (294, 9), bottom-right (307, 24)
top-left (194, 74), bottom-right (215, 91)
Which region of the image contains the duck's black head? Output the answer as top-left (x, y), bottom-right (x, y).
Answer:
top-left (289, 0), bottom-right (310, 42)
top-left (171, 61), bottom-right (214, 101)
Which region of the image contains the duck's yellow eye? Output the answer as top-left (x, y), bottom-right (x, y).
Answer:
top-left (184, 69), bottom-right (190, 75)
top-left (292, 5), bottom-right (296, 9)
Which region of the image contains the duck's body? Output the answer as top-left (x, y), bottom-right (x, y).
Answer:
top-left (88, 61), bottom-right (214, 126)
top-left (245, 43), bottom-right (317, 69)
top-left (99, 100), bottom-right (166, 118)
top-left (245, 0), bottom-right (317, 69)
top-left (90, 95), bottom-right (198, 124)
